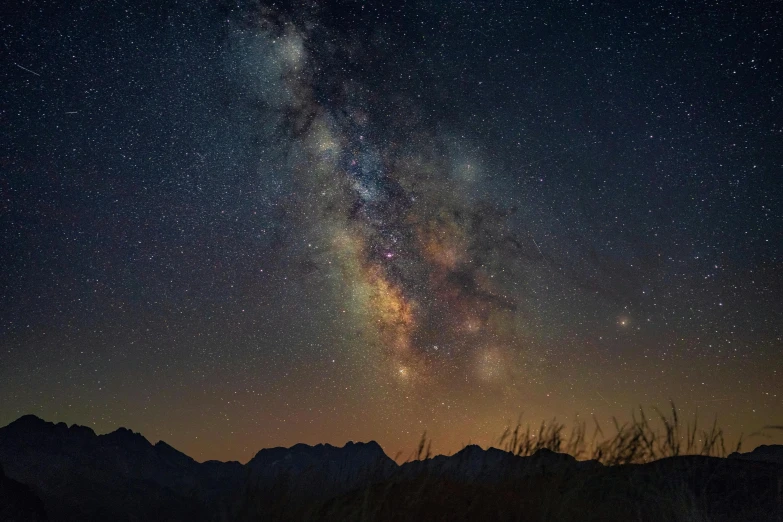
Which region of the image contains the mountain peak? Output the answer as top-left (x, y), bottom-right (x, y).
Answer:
top-left (110, 426), bottom-right (143, 438)
top-left (455, 444), bottom-right (486, 455)
top-left (15, 414), bottom-right (46, 423)
top-left (250, 440), bottom-right (389, 463)
top-left (729, 444), bottom-right (783, 464)
top-left (68, 423), bottom-right (96, 438)
top-left (155, 440), bottom-right (196, 466)
top-left (6, 414), bottom-right (49, 429)
top-left (343, 440), bottom-right (385, 452)
top-left (103, 426), bottom-right (151, 448)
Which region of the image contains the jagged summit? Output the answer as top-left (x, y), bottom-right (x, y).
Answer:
top-left (453, 444), bottom-right (511, 457)
top-left (455, 443), bottom-right (486, 454)
top-left (729, 444), bottom-right (783, 465)
top-left (247, 438), bottom-right (396, 476)
top-left (4, 414), bottom-right (97, 438)
top-left (250, 439), bottom-right (386, 459)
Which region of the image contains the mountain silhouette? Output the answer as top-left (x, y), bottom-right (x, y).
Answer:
top-left (0, 415), bottom-right (781, 521)
top-left (729, 444), bottom-right (783, 465)
top-left (0, 415), bottom-right (243, 521)
top-left (398, 444), bottom-right (602, 482)
top-left (247, 440), bottom-right (396, 500)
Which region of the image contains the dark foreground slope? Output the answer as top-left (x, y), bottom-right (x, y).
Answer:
top-left (0, 464), bottom-right (47, 522)
top-left (0, 415), bottom-right (781, 522)
top-left (312, 455), bottom-right (781, 522)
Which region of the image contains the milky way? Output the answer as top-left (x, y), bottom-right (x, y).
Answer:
top-left (246, 7), bottom-right (534, 389)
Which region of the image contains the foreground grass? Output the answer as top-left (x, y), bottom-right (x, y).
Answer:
top-left (497, 401), bottom-right (743, 465)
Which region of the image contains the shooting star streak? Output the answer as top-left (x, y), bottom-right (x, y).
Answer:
top-left (531, 237), bottom-right (542, 255)
top-left (14, 63), bottom-right (41, 76)
top-left (597, 391), bottom-right (610, 405)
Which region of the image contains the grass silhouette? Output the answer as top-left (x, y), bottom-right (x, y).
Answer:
top-left (498, 401), bottom-right (742, 464)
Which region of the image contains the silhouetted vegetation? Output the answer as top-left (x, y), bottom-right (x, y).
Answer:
top-left (498, 401), bottom-right (743, 464)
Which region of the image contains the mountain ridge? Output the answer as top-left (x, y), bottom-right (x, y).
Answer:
top-left (4, 414), bottom-right (782, 468)
top-left (1, 415), bottom-right (781, 522)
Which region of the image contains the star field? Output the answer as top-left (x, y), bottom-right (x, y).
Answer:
top-left (1, 0), bottom-right (781, 462)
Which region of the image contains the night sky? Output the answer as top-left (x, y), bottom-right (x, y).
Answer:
top-left (2, 0), bottom-right (781, 462)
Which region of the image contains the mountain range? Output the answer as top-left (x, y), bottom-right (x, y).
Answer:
top-left (0, 415), bottom-right (780, 521)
